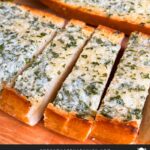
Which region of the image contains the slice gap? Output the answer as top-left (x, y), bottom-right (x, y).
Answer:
top-left (44, 25), bottom-right (124, 141)
top-left (1, 19), bottom-right (94, 126)
top-left (91, 32), bottom-right (150, 144)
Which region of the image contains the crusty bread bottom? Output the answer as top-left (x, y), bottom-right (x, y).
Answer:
top-left (90, 115), bottom-right (138, 144)
top-left (44, 103), bottom-right (93, 141)
top-left (0, 87), bottom-right (31, 124)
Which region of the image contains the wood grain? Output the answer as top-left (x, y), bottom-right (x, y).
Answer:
top-left (0, 0), bottom-right (150, 144)
top-left (0, 110), bottom-right (100, 144)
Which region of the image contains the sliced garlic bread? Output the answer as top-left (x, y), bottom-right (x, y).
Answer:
top-left (91, 32), bottom-right (150, 144)
top-left (44, 26), bottom-right (124, 141)
top-left (1, 20), bottom-right (94, 126)
top-left (40, 0), bottom-right (150, 35)
top-left (0, 2), bottom-right (65, 91)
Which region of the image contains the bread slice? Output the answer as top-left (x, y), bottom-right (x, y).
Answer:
top-left (136, 93), bottom-right (150, 144)
top-left (0, 20), bottom-right (94, 126)
top-left (44, 25), bottom-right (124, 141)
top-left (0, 2), bottom-right (65, 91)
top-left (91, 32), bottom-right (150, 144)
top-left (40, 0), bottom-right (150, 35)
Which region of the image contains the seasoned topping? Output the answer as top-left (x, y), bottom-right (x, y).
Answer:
top-left (62, 0), bottom-right (150, 25)
top-left (0, 2), bottom-right (62, 91)
top-left (99, 32), bottom-right (150, 124)
top-left (53, 27), bottom-right (123, 119)
top-left (14, 21), bottom-right (92, 105)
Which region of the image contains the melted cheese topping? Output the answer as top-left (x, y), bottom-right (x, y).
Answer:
top-left (62, 0), bottom-right (150, 25)
top-left (0, 2), bottom-right (63, 91)
top-left (53, 27), bottom-right (123, 119)
top-left (14, 21), bottom-right (92, 106)
top-left (99, 32), bottom-right (150, 125)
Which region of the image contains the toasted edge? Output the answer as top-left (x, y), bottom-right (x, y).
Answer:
top-left (5, 1), bottom-right (65, 28)
top-left (96, 25), bottom-right (125, 44)
top-left (21, 6), bottom-right (65, 29)
top-left (68, 19), bottom-right (95, 34)
top-left (0, 87), bottom-right (31, 124)
top-left (40, 0), bottom-right (150, 35)
top-left (90, 114), bottom-right (138, 144)
top-left (44, 103), bottom-right (93, 141)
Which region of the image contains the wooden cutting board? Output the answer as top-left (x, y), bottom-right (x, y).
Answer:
top-left (0, 110), bottom-right (99, 144)
top-left (0, 0), bottom-right (150, 144)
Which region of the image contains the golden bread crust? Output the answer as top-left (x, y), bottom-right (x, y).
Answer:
top-left (18, 4), bottom-right (65, 26)
top-left (44, 103), bottom-right (93, 141)
top-left (90, 114), bottom-right (138, 144)
top-left (40, 0), bottom-right (150, 35)
top-left (0, 87), bottom-right (31, 124)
